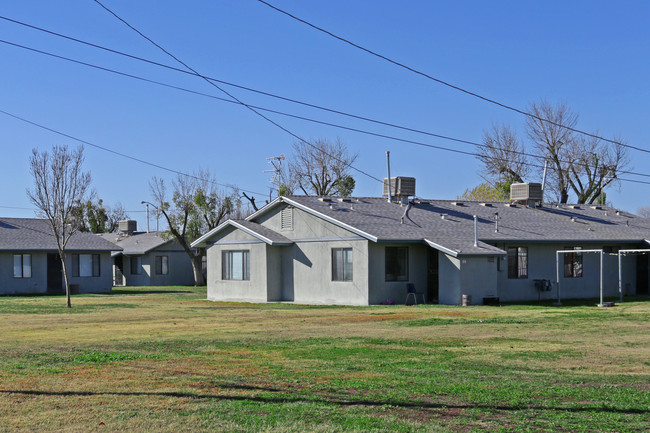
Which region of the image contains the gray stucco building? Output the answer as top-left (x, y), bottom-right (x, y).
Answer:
top-left (0, 218), bottom-right (119, 295)
top-left (192, 190), bottom-right (650, 306)
top-left (99, 223), bottom-right (194, 287)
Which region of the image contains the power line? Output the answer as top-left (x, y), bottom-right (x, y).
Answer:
top-left (3, 13), bottom-right (648, 171)
top-left (253, 0), bottom-right (650, 155)
top-left (90, 0), bottom-right (383, 185)
top-left (2, 36), bottom-right (649, 184)
top-left (0, 108), bottom-right (265, 196)
top-left (2, 37), bottom-right (649, 185)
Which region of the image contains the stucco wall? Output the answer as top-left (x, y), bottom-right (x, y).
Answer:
top-left (438, 254), bottom-right (461, 305)
top-left (367, 242), bottom-right (428, 305)
top-left (148, 250), bottom-right (195, 286)
top-left (458, 256), bottom-right (498, 305)
top-left (494, 243), bottom-right (638, 302)
top-left (0, 252), bottom-right (48, 294)
top-left (0, 251), bottom-right (112, 295)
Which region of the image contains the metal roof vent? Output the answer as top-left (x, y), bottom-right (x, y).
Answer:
top-left (383, 177), bottom-right (415, 204)
top-left (510, 183), bottom-right (543, 205)
top-left (118, 220), bottom-right (137, 235)
top-left (318, 197), bottom-right (333, 202)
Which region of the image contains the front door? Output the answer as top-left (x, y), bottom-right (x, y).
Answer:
top-left (427, 249), bottom-right (439, 303)
top-left (47, 253), bottom-right (63, 294)
top-left (637, 254), bottom-right (649, 295)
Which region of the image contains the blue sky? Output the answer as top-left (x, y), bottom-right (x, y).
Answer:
top-left (1, 0), bottom-right (649, 229)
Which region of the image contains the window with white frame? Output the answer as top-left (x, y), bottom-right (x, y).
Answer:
top-left (13, 254), bottom-right (32, 278)
top-left (222, 250), bottom-right (250, 280)
top-left (332, 248), bottom-right (353, 281)
top-left (72, 254), bottom-right (100, 277)
top-left (155, 255), bottom-right (169, 275)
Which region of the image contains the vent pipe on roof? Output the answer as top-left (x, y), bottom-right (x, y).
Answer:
top-left (473, 215), bottom-right (478, 247)
top-left (541, 159), bottom-right (548, 204)
top-left (494, 212), bottom-right (499, 233)
top-left (386, 151), bottom-right (392, 203)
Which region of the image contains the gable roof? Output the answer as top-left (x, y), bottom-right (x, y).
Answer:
top-left (98, 231), bottom-right (174, 255)
top-left (191, 196), bottom-right (650, 257)
top-left (0, 218), bottom-right (121, 252)
top-left (192, 220), bottom-right (293, 248)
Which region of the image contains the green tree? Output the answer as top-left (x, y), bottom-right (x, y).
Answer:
top-left (458, 183), bottom-right (509, 202)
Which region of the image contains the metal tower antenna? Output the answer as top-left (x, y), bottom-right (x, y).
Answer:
top-left (264, 154), bottom-right (285, 196)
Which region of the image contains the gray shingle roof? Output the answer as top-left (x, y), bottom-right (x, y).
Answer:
top-left (277, 197), bottom-right (650, 256)
top-left (0, 218), bottom-right (122, 252)
top-left (98, 231), bottom-right (172, 255)
top-left (232, 220), bottom-right (293, 245)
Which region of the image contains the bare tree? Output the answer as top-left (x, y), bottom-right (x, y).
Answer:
top-left (478, 124), bottom-right (529, 186)
top-left (27, 145), bottom-right (91, 308)
top-left (150, 170), bottom-right (239, 286)
top-left (566, 135), bottom-right (628, 204)
top-left (636, 207), bottom-right (650, 218)
top-left (526, 101), bottom-right (578, 203)
top-left (288, 138), bottom-right (358, 196)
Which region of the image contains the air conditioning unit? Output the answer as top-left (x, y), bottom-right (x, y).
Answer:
top-left (118, 220), bottom-right (137, 234)
top-left (383, 177), bottom-right (416, 198)
top-left (510, 183), bottom-right (543, 202)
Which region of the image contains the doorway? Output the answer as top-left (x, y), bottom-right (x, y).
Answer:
top-left (114, 255), bottom-right (124, 286)
top-left (47, 254), bottom-right (63, 294)
top-left (427, 248), bottom-right (439, 303)
top-left (637, 254), bottom-right (649, 295)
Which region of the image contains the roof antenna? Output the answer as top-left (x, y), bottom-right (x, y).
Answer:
top-left (386, 151), bottom-right (392, 203)
top-left (541, 159), bottom-right (548, 206)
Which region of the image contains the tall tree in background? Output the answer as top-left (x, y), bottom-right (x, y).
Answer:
top-left (287, 138), bottom-right (358, 196)
top-left (150, 170), bottom-right (242, 286)
top-left (73, 198), bottom-right (129, 233)
top-left (526, 101), bottom-right (578, 203)
top-left (28, 145), bottom-right (91, 308)
top-left (477, 124), bottom-right (529, 197)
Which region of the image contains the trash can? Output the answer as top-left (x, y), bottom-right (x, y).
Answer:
top-left (461, 294), bottom-right (472, 306)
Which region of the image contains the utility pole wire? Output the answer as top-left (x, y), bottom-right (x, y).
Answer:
top-left (91, 0), bottom-right (383, 184)
top-left (254, 0), bottom-right (650, 155)
top-left (2, 37), bottom-right (649, 183)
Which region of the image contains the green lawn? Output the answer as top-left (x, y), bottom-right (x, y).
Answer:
top-left (0, 287), bottom-right (648, 432)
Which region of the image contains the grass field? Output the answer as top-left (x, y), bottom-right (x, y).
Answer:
top-left (0, 287), bottom-right (648, 432)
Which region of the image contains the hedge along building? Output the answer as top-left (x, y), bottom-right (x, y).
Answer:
top-left (191, 179), bottom-right (650, 305)
top-left (99, 220), bottom-right (195, 287)
top-left (0, 217), bottom-right (120, 295)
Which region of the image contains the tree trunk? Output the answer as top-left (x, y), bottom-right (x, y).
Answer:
top-left (60, 252), bottom-right (72, 308)
top-left (191, 254), bottom-right (206, 286)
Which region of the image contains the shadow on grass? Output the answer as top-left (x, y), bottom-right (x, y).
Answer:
top-left (110, 289), bottom-right (195, 295)
top-left (1, 389), bottom-right (646, 415)
top-left (501, 295), bottom-right (650, 308)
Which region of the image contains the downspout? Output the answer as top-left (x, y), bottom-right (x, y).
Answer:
top-left (400, 201), bottom-right (411, 224)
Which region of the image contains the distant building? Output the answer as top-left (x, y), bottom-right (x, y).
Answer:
top-left (99, 221), bottom-right (194, 287)
top-left (192, 179), bottom-right (650, 305)
top-left (0, 217), bottom-right (119, 295)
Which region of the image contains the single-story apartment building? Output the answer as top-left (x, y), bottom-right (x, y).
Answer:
top-left (99, 221), bottom-right (194, 286)
top-left (191, 180), bottom-right (650, 305)
top-left (0, 217), bottom-right (120, 295)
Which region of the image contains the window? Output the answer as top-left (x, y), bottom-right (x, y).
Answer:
top-left (222, 250), bottom-right (250, 280)
top-left (130, 256), bottom-right (142, 275)
top-left (155, 256), bottom-right (169, 275)
top-left (332, 248), bottom-right (353, 281)
top-left (564, 247), bottom-right (583, 278)
top-left (385, 247), bottom-right (408, 281)
top-left (72, 254), bottom-right (100, 277)
top-left (507, 247), bottom-right (528, 279)
top-left (13, 254), bottom-right (31, 278)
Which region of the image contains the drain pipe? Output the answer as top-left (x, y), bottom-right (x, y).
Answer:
top-left (400, 201), bottom-right (411, 224)
top-left (386, 151), bottom-right (392, 203)
top-left (473, 215), bottom-right (478, 247)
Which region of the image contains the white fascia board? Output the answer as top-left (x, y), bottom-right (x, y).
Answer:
top-left (281, 197), bottom-right (378, 242)
top-left (191, 219), bottom-right (289, 247)
top-left (644, 239), bottom-right (650, 246)
top-left (244, 197), bottom-right (283, 221)
top-left (424, 239), bottom-right (458, 257)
